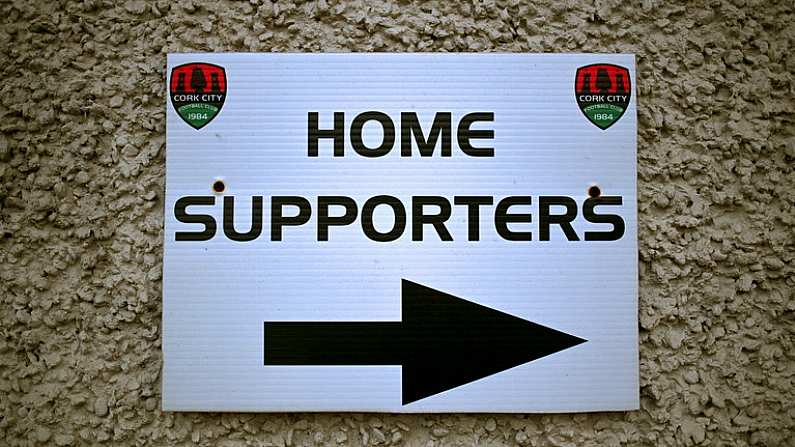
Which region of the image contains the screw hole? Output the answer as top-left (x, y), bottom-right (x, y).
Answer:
top-left (212, 180), bottom-right (225, 193)
top-left (588, 185), bottom-right (601, 198)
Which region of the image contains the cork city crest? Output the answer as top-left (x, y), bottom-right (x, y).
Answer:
top-left (169, 62), bottom-right (227, 130)
top-left (575, 64), bottom-right (631, 130)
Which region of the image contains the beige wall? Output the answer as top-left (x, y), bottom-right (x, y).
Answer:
top-left (0, 0), bottom-right (793, 445)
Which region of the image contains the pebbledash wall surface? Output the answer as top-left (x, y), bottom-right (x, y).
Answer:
top-left (0, 0), bottom-right (792, 446)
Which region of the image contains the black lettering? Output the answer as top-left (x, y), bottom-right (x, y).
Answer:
top-left (539, 196), bottom-right (579, 241)
top-left (495, 196), bottom-right (532, 241)
top-left (454, 196), bottom-right (493, 241)
top-left (351, 111), bottom-right (395, 157)
top-left (361, 195), bottom-right (406, 242)
top-left (412, 196), bottom-right (453, 241)
top-left (223, 196), bottom-right (263, 242)
top-left (457, 112), bottom-right (494, 157)
top-left (174, 196), bottom-right (216, 241)
top-left (308, 112), bottom-right (345, 157)
top-left (583, 196), bottom-right (625, 241)
top-left (318, 196), bottom-right (358, 241)
top-left (400, 112), bottom-right (452, 157)
top-left (271, 196), bottom-right (311, 241)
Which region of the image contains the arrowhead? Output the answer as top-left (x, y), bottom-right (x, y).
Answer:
top-left (400, 279), bottom-right (586, 405)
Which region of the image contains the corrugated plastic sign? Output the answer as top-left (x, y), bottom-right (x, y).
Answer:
top-left (163, 53), bottom-right (638, 412)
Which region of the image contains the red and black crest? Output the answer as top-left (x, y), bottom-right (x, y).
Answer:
top-left (169, 62), bottom-right (227, 130)
top-left (574, 64), bottom-right (631, 130)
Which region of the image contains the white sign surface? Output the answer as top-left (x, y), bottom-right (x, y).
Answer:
top-left (163, 53), bottom-right (638, 412)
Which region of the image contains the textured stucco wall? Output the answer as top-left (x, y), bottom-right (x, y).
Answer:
top-left (1, 0), bottom-right (794, 445)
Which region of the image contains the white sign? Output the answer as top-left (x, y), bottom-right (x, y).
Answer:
top-left (163, 53), bottom-right (638, 412)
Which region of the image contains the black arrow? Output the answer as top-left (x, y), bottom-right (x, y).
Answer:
top-left (264, 279), bottom-right (586, 405)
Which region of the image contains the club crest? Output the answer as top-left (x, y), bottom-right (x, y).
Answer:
top-left (169, 62), bottom-right (227, 130)
top-left (575, 64), bottom-right (631, 130)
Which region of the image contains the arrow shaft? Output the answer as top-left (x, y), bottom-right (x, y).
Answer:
top-left (264, 322), bottom-right (403, 365)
